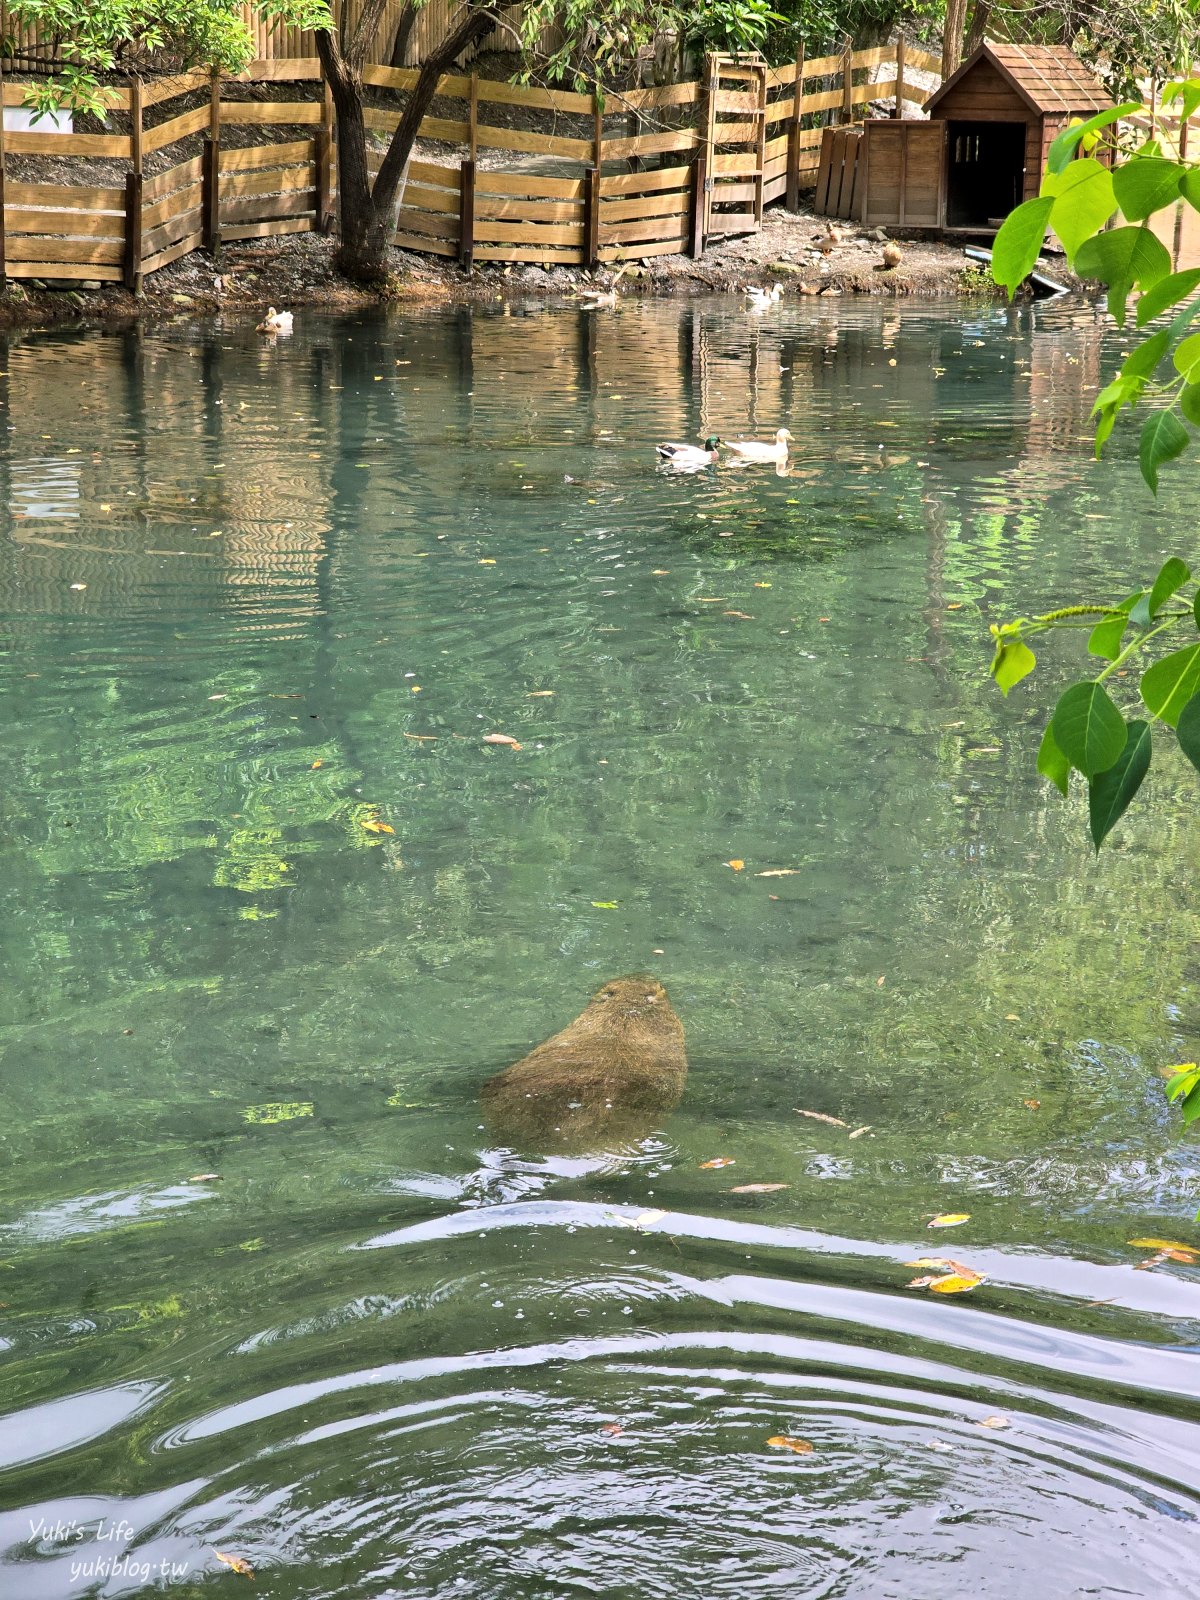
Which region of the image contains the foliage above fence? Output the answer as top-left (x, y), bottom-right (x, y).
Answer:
top-left (0, 38), bottom-right (933, 287)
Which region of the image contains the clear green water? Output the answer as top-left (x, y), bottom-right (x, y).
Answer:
top-left (2, 297), bottom-right (1200, 1599)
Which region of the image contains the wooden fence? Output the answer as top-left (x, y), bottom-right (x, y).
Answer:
top-left (0, 40), bottom-right (938, 287)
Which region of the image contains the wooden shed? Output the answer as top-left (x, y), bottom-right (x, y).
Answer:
top-left (849, 41), bottom-right (1111, 232)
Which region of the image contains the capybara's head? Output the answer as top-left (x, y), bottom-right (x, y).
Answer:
top-left (588, 975), bottom-right (672, 1020)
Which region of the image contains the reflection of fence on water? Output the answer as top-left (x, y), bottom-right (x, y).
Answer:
top-left (0, 40), bottom-right (936, 286)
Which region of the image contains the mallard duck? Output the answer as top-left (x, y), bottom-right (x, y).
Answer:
top-left (257, 306), bottom-right (293, 333)
top-left (725, 427), bottom-right (792, 463)
top-left (746, 282), bottom-right (783, 311)
top-left (656, 435), bottom-right (721, 469)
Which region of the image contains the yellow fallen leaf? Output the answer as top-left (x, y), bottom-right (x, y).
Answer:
top-left (726, 859), bottom-right (745, 871)
top-left (976, 1415), bottom-right (1009, 1429)
top-left (757, 868), bottom-right (801, 877)
top-left (360, 819), bottom-right (394, 834)
top-left (189, 1173), bottom-right (221, 1182)
top-left (929, 1272), bottom-right (984, 1294)
top-left (699, 1157), bottom-right (735, 1169)
top-left (311, 760), bottom-right (323, 769)
top-left (795, 1109), bottom-right (847, 1127)
top-left (1128, 1237), bottom-right (1196, 1252)
top-left (651, 568), bottom-right (670, 575)
top-left (766, 1435), bottom-right (813, 1454)
top-left (479, 558), bottom-right (496, 564)
top-left (728, 1183), bottom-right (789, 1193)
top-left (928, 1213), bottom-right (971, 1229)
top-left (403, 732), bottom-right (438, 741)
top-left (848, 1125), bottom-right (872, 1139)
top-left (724, 610), bottom-right (754, 620)
top-left (1023, 1098), bottom-right (1041, 1109)
top-left (214, 1549), bottom-right (255, 1578)
top-left (483, 733), bottom-right (522, 749)
top-left (528, 690), bottom-right (555, 697)
top-left (600, 1422), bottom-right (623, 1436)
top-left (1165, 1249), bottom-right (1199, 1263)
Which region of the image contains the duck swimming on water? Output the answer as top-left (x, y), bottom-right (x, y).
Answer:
top-left (656, 435), bottom-right (721, 469)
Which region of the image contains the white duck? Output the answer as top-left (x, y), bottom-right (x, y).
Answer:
top-left (656, 435), bottom-right (721, 469)
top-left (579, 262), bottom-right (631, 309)
top-left (746, 282), bottom-right (783, 311)
top-left (257, 306), bottom-right (293, 334)
top-left (725, 427), bottom-right (793, 463)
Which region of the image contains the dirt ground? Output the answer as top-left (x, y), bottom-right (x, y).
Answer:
top-left (0, 196), bottom-right (1045, 330)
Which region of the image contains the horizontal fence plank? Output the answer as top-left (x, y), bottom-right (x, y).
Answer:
top-left (476, 78), bottom-right (593, 114)
top-left (142, 206), bottom-right (204, 257)
top-left (142, 231), bottom-right (204, 275)
top-left (7, 235), bottom-right (124, 265)
top-left (853, 45), bottom-right (895, 68)
top-left (238, 57), bottom-right (322, 81)
top-left (803, 52), bottom-right (843, 75)
top-left (765, 95), bottom-right (794, 126)
top-left (143, 104), bottom-right (210, 154)
top-left (710, 180), bottom-right (757, 204)
top-left (5, 130), bottom-right (130, 156)
top-left (394, 230), bottom-right (459, 256)
top-left (405, 158), bottom-right (462, 189)
top-left (141, 68), bottom-right (210, 106)
top-left (614, 81), bottom-right (699, 110)
top-left (706, 211), bottom-right (757, 234)
top-left (763, 173), bottom-right (788, 202)
top-left (6, 207), bottom-right (124, 239)
top-left (219, 163), bottom-right (316, 200)
top-left (394, 208), bottom-right (459, 242)
top-left (401, 180), bottom-right (463, 215)
top-left (474, 242), bottom-right (583, 263)
top-left (600, 189), bottom-right (688, 223)
top-left (600, 166), bottom-right (693, 196)
top-left (5, 179), bottom-right (124, 210)
top-left (473, 218), bottom-right (582, 246)
top-left (142, 155), bottom-right (205, 200)
top-left (222, 215), bottom-right (313, 241)
top-left (905, 45), bottom-right (942, 73)
top-left (765, 132), bottom-right (789, 158)
top-left (474, 195), bottom-right (582, 223)
top-left (716, 89), bottom-right (763, 113)
top-left (474, 122), bottom-right (591, 159)
top-left (143, 182), bottom-right (203, 230)
top-left (600, 216), bottom-right (688, 246)
top-left (713, 151), bottom-right (760, 175)
top-left (221, 139), bottom-right (316, 171)
top-left (604, 129), bottom-right (696, 159)
top-left (221, 189), bottom-right (316, 225)
top-left (221, 100), bottom-right (323, 125)
top-left (473, 170), bottom-right (585, 200)
top-left (5, 259), bottom-right (123, 281)
top-left (598, 235), bottom-right (685, 262)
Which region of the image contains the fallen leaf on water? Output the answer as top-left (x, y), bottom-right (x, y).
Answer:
top-left (612, 1209), bottom-right (668, 1230)
top-left (725, 859), bottom-right (745, 871)
top-left (795, 1109), bottom-right (848, 1127)
top-left (848, 1125), bottom-right (873, 1139)
top-left (1128, 1237), bottom-right (1196, 1252)
top-left (757, 868), bottom-right (801, 877)
top-left (928, 1213), bottom-right (971, 1229)
top-left (724, 610), bottom-right (754, 620)
top-left (700, 1157), bottom-right (735, 1169)
top-left (360, 819), bottom-right (394, 834)
top-left (69, 582), bottom-right (87, 591)
top-left (591, 900), bottom-right (619, 909)
top-left (528, 690), bottom-right (555, 697)
top-left (754, 581), bottom-right (772, 588)
top-left (976, 1415), bottom-right (1009, 1429)
top-left (728, 1183), bottom-right (789, 1193)
top-left (906, 1257), bottom-right (971, 1272)
top-left (1023, 1099), bottom-right (1041, 1110)
top-left (479, 558), bottom-right (496, 564)
top-left (929, 1272), bottom-right (984, 1294)
top-left (651, 568), bottom-right (671, 575)
top-left (698, 596), bottom-right (727, 603)
top-left (1005, 1013), bottom-right (1021, 1021)
top-left (214, 1549), bottom-right (255, 1578)
top-left (403, 732), bottom-right (438, 741)
top-left (601, 1422), bottom-right (624, 1436)
top-left (925, 1439), bottom-right (955, 1453)
top-left (483, 733), bottom-right (522, 749)
top-left (766, 1435), bottom-right (814, 1454)
top-left (310, 760), bottom-right (323, 769)
top-left (907, 1275), bottom-right (937, 1288)
top-left (208, 694), bottom-right (226, 701)
top-left (876, 975), bottom-right (886, 987)
top-left (189, 1173), bottom-right (221, 1182)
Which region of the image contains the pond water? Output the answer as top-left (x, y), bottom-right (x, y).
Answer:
top-left (2, 295), bottom-right (1200, 1599)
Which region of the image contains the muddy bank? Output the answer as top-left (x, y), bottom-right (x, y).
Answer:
top-left (0, 200), bottom-right (1063, 330)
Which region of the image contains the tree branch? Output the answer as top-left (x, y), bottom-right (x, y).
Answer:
top-left (346, 0), bottom-right (393, 74)
top-left (389, 1), bottom-right (419, 69)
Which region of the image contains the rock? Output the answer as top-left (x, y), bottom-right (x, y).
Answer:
top-left (170, 293), bottom-right (195, 306)
top-left (67, 292), bottom-right (87, 308)
top-left (769, 260), bottom-right (804, 274)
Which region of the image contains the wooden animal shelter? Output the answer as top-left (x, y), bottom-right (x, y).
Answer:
top-left (816, 42), bottom-right (1111, 232)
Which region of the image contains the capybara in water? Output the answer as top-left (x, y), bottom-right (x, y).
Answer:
top-left (481, 975), bottom-right (687, 1151)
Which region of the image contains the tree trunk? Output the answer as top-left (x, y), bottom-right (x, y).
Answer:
top-left (316, 5), bottom-right (498, 286)
top-left (964, 0), bottom-right (992, 60)
top-left (942, 0), bottom-right (969, 79)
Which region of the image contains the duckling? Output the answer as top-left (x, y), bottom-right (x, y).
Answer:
top-left (256, 306), bottom-right (293, 333)
top-left (813, 223), bottom-right (847, 255)
top-left (656, 435), bottom-right (721, 470)
top-left (725, 427), bottom-right (792, 463)
top-left (881, 242), bottom-right (903, 270)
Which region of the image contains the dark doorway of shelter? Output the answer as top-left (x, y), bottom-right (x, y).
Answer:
top-left (945, 121), bottom-right (1026, 228)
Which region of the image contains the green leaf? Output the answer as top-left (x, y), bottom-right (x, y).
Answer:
top-left (1182, 170), bottom-right (1200, 214)
top-left (1050, 681), bottom-right (1128, 777)
top-left (1181, 383), bottom-right (1200, 426)
top-left (1088, 596), bottom-right (1140, 659)
top-left (1176, 689), bottom-right (1200, 774)
top-left (1166, 1063), bottom-right (1200, 1103)
top-left (1074, 227), bottom-right (1173, 325)
top-left (1120, 328), bottom-right (1171, 379)
top-left (1036, 722), bottom-right (1070, 797)
top-left (1147, 557), bottom-right (1191, 617)
top-left (1041, 159), bottom-right (1116, 256)
top-left (1129, 593), bottom-right (1152, 627)
top-left (1088, 720), bottom-right (1151, 850)
top-left (1046, 104), bottom-right (1141, 173)
top-left (1112, 156), bottom-right (1184, 222)
top-left (1139, 408), bottom-right (1189, 493)
top-left (1173, 331), bottom-right (1200, 381)
top-left (993, 638), bottom-right (1036, 696)
top-left (991, 197), bottom-right (1054, 298)
top-left (1136, 269), bottom-right (1200, 326)
top-left (1163, 79), bottom-right (1200, 124)
top-left (1141, 641), bottom-right (1200, 725)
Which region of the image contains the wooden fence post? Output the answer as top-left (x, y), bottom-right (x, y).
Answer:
top-left (585, 164), bottom-right (601, 270)
top-left (786, 43), bottom-right (805, 210)
top-left (894, 36), bottom-right (905, 119)
top-left (468, 71), bottom-right (478, 162)
top-left (841, 39), bottom-right (853, 124)
top-left (0, 56), bottom-right (7, 287)
top-left (125, 76), bottom-right (144, 292)
top-left (124, 171), bottom-right (143, 292)
top-left (459, 156), bottom-right (475, 270)
top-left (688, 148), bottom-right (708, 258)
top-left (203, 69), bottom-right (221, 256)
